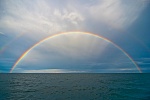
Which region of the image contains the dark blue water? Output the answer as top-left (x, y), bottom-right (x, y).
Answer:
top-left (0, 74), bottom-right (150, 100)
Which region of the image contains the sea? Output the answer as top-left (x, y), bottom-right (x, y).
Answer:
top-left (0, 74), bottom-right (150, 100)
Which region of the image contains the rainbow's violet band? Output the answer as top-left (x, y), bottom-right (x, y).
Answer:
top-left (10, 32), bottom-right (142, 73)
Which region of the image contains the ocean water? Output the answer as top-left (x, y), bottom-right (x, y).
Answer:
top-left (0, 74), bottom-right (150, 100)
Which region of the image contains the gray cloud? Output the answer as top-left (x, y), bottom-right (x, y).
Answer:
top-left (0, 32), bottom-right (4, 35)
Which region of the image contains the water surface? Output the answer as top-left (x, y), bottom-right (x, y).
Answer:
top-left (0, 74), bottom-right (150, 100)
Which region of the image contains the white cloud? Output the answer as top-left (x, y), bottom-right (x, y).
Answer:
top-left (119, 68), bottom-right (137, 71)
top-left (140, 58), bottom-right (150, 60)
top-left (0, 0), bottom-right (84, 37)
top-left (62, 9), bottom-right (84, 25)
top-left (88, 0), bottom-right (147, 29)
top-left (136, 62), bottom-right (150, 65)
top-left (0, 0), bottom-right (147, 37)
top-left (21, 69), bottom-right (86, 73)
top-left (136, 58), bottom-right (150, 65)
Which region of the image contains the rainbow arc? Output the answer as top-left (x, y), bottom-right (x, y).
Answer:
top-left (10, 32), bottom-right (142, 73)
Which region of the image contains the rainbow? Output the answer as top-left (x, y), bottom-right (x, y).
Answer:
top-left (0, 33), bottom-right (24, 54)
top-left (10, 31), bottom-right (142, 73)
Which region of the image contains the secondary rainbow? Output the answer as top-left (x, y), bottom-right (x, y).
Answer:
top-left (0, 33), bottom-right (24, 54)
top-left (10, 31), bottom-right (142, 73)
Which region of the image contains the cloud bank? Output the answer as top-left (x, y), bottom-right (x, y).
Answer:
top-left (0, 0), bottom-right (148, 73)
top-left (0, 0), bottom-right (147, 36)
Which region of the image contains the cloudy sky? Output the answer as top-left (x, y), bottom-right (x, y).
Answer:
top-left (0, 0), bottom-right (150, 73)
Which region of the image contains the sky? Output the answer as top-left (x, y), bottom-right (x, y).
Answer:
top-left (0, 0), bottom-right (150, 73)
